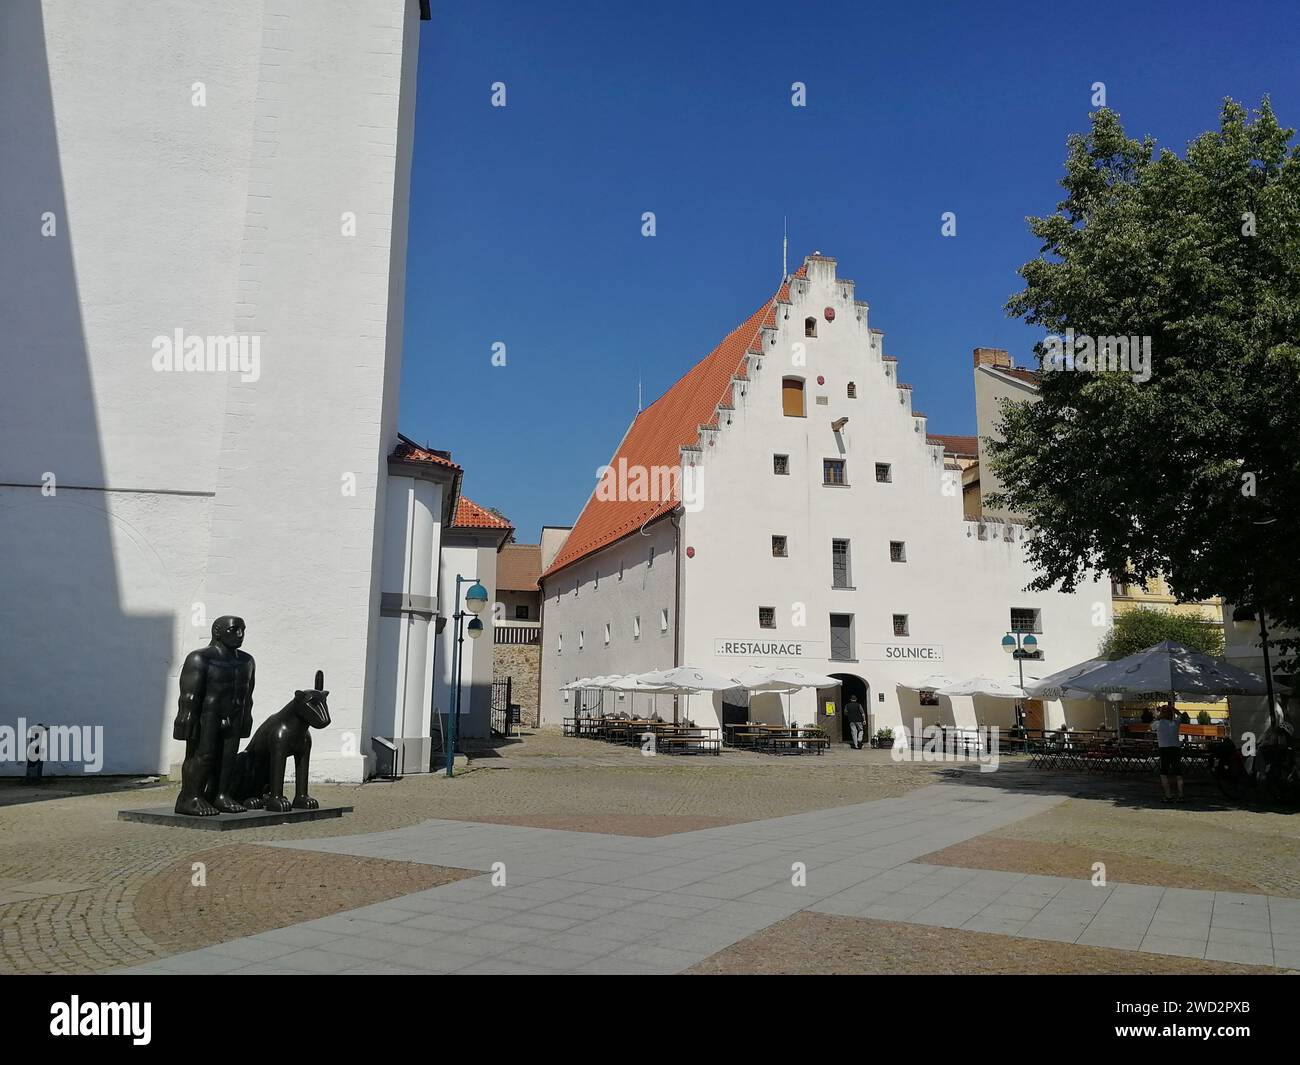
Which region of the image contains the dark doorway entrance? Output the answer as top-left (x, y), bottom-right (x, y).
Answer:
top-left (824, 673), bottom-right (869, 743)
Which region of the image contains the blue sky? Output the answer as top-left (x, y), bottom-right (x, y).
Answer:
top-left (399, 0), bottom-right (1300, 541)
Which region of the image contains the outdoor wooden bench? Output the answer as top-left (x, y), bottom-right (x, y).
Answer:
top-left (763, 730), bottom-right (829, 755)
top-left (656, 732), bottom-right (721, 756)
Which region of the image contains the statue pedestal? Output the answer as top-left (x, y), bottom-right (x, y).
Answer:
top-left (117, 804), bottom-right (352, 831)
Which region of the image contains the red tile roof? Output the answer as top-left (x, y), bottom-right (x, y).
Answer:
top-left (984, 364), bottom-right (1041, 387)
top-left (927, 433), bottom-right (979, 457)
top-left (453, 496), bottom-right (513, 531)
top-left (390, 438), bottom-right (461, 471)
top-left (543, 266), bottom-right (808, 579)
top-left (497, 543), bottom-right (542, 591)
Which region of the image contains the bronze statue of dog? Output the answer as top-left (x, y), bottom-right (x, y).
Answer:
top-left (233, 671), bottom-right (330, 812)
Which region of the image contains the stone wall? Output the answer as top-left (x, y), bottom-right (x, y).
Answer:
top-left (494, 642), bottom-right (540, 727)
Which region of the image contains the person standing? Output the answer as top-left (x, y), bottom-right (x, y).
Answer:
top-left (844, 695), bottom-right (866, 750)
top-left (1154, 703), bottom-right (1184, 803)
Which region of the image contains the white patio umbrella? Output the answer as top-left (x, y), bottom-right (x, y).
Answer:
top-left (734, 665), bottom-right (838, 725)
top-left (937, 676), bottom-right (1031, 699)
top-left (605, 672), bottom-right (678, 718)
top-left (637, 666), bottom-right (740, 724)
top-left (896, 673), bottom-right (958, 692)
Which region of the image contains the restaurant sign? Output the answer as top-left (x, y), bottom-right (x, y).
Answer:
top-left (714, 638), bottom-right (824, 658)
top-left (862, 644), bottom-right (944, 662)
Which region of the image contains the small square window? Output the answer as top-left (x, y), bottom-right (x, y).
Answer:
top-left (773, 454), bottom-right (790, 475)
top-left (1010, 607), bottom-right (1042, 634)
top-left (892, 614), bottom-right (909, 637)
top-left (759, 607), bottom-right (776, 629)
top-left (875, 463), bottom-right (892, 483)
top-left (823, 459), bottom-right (847, 486)
top-left (889, 541), bottom-right (907, 563)
top-left (772, 535), bottom-right (788, 558)
top-left (847, 381), bottom-right (857, 399)
top-left (515, 604), bottom-right (529, 620)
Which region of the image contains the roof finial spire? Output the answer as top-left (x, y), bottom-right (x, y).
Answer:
top-left (637, 371), bottom-right (642, 414)
top-left (782, 216), bottom-right (788, 280)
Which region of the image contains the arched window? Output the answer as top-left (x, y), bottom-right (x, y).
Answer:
top-left (847, 381), bottom-right (857, 399)
top-left (804, 316), bottom-right (817, 338)
top-left (781, 377), bottom-right (806, 417)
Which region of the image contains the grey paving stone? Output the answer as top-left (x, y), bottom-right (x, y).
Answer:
top-left (270, 947), bottom-right (369, 974)
top-left (148, 950), bottom-right (254, 975)
top-left (205, 937), bottom-right (304, 962)
top-left (254, 926), bottom-right (343, 949)
top-left (1077, 926), bottom-right (1144, 950)
top-left (1208, 927), bottom-right (1273, 950)
top-left (1203, 941), bottom-right (1273, 967)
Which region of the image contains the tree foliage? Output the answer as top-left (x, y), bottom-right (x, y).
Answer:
top-left (989, 99), bottom-right (1300, 632)
top-left (1098, 606), bottom-right (1225, 660)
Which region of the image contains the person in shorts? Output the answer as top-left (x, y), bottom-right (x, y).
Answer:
top-left (1154, 703), bottom-right (1184, 802)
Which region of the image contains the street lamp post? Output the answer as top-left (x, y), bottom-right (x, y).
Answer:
top-left (1232, 605), bottom-right (1278, 729)
top-left (1002, 630), bottom-right (1041, 736)
top-left (446, 575), bottom-right (488, 778)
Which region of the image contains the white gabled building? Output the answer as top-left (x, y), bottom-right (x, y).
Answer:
top-left (539, 253), bottom-right (1112, 739)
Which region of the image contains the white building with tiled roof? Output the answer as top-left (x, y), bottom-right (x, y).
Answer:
top-left (538, 253), bottom-right (1112, 740)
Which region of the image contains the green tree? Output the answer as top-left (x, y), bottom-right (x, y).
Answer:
top-left (1098, 606), bottom-right (1225, 660)
top-left (989, 99), bottom-right (1300, 639)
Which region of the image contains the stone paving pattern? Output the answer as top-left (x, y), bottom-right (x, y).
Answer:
top-left (116, 782), bottom-right (1300, 975)
top-left (7, 729), bottom-right (1300, 975)
top-left (0, 736), bottom-right (944, 973)
top-left (685, 911), bottom-right (1279, 975)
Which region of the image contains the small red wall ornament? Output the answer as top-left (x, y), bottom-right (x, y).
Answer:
top-left (824, 307), bottom-right (836, 321)
top-left (686, 546), bottom-right (696, 558)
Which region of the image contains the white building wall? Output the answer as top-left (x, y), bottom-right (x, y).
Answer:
top-left (374, 474), bottom-right (444, 771)
top-left (0, 0), bottom-right (424, 778)
top-left (435, 538), bottom-right (502, 742)
top-left (539, 522), bottom-right (679, 725)
top-left (677, 257), bottom-right (1110, 734)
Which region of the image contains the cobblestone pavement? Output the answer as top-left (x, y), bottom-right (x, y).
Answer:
top-left (6, 731), bottom-right (1299, 975)
top-left (114, 781), bottom-right (1300, 975)
top-left (916, 765), bottom-right (1300, 899)
top-left (684, 911), bottom-right (1279, 975)
top-left (0, 731), bottom-right (942, 974)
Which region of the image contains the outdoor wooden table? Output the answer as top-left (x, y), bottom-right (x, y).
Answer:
top-left (724, 723), bottom-right (771, 749)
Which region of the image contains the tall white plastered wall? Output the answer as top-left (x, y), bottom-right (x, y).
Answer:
top-left (0, 0), bottom-right (425, 779)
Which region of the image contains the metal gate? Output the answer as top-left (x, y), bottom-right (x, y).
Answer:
top-left (490, 677), bottom-right (513, 737)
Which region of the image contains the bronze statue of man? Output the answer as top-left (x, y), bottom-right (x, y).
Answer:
top-left (173, 616), bottom-right (255, 816)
